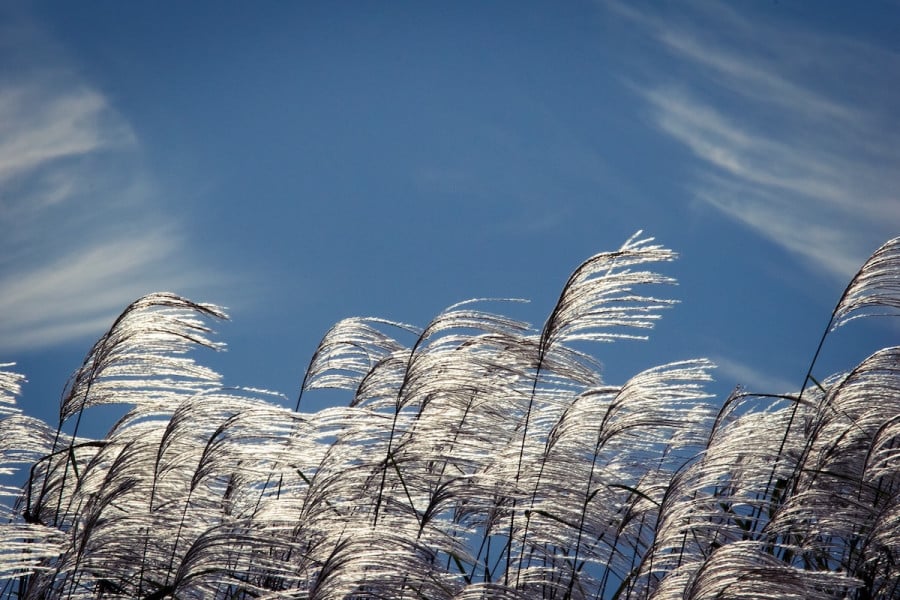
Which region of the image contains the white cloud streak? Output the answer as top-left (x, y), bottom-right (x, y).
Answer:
top-left (0, 84), bottom-right (133, 184)
top-left (0, 21), bottom-right (220, 356)
top-left (712, 355), bottom-right (798, 396)
top-left (609, 1), bottom-right (900, 280)
top-left (0, 231), bottom-right (216, 353)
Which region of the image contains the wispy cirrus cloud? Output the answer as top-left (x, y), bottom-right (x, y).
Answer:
top-left (0, 83), bottom-right (132, 185)
top-left (608, 1), bottom-right (900, 280)
top-left (712, 355), bottom-right (798, 396)
top-left (0, 232), bottom-right (208, 352)
top-left (0, 17), bottom-right (219, 355)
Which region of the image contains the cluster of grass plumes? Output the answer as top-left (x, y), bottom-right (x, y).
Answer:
top-left (0, 233), bottom-right (898, 599)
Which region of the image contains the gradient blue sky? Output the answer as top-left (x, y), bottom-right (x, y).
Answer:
top-left (2, 1), bottom-right (898, 432)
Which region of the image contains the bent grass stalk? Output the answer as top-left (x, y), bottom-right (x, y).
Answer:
top-left (0, 234), bottom-right (897, 599)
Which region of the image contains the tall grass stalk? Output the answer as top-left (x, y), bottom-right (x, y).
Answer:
top-left (0, 234), bottom-right (898, 599)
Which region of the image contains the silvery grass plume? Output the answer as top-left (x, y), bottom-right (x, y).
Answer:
top-left (0, 232), bottom-right (897, 599)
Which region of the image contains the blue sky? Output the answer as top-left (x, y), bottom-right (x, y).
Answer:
top-left (2, 1), bottom-right (898, 432)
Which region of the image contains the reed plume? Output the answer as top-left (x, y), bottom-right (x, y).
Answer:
top-left (0, 233), bottom-right (897, 599)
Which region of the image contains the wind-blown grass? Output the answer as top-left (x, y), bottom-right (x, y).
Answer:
top-left (0, 232), bottom-right (897, 599)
